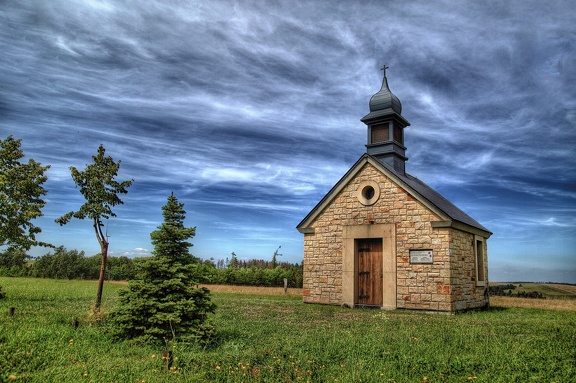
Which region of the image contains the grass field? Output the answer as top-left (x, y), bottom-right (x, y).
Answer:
top-left (1, 278), bottom-right (575, 382)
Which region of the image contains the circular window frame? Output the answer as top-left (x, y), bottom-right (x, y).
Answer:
top-left (357, 180), bottom-right (380, 206)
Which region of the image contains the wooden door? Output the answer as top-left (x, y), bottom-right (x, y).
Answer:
top-left (356, 238), bottom-right (383, 306)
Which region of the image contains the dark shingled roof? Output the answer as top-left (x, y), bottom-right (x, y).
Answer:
top-left (370, 155), bottom-right (491, 233)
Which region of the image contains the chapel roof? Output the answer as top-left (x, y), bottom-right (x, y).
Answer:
top-left (371, 156), bottom-right (491, 234)
top-left (297, 154), bottom-right (491, 237)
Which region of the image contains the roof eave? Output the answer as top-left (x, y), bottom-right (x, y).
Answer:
top-left (297, 227), bottom-right (315, 234)
top-left (361, 110), bottom-right (411, 126)
top-left (431, 220), bottom-right (493, 238)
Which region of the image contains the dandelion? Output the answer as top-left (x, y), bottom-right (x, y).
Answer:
top-left (8, 375), bottom-right (16, 381)
top-left (151, 354), bottom-right (156, 359)
top-left (215, 365), bottom-right (221, 371)
top-left (82, 372), bottom-right (88, 378)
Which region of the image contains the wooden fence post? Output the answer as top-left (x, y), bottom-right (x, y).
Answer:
top-left (284, 278), bottom-right (288, 295)
top-left (162, 349), bottom-right (173, 371)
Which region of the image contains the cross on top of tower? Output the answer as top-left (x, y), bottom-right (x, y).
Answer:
top-left (380, 64), bottom-right (389, 77)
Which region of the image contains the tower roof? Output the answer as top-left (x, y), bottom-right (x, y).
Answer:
top-left (361, 66), bottom-right (404, 123)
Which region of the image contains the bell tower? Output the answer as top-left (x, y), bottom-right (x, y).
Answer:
top-left (361, 65), bottom-right (410, 173)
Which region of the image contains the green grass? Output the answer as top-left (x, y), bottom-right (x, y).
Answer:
top-left (1, 277), bottom-right (575, 382)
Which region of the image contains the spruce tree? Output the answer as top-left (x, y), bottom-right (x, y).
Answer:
top-left (110, 193), bottom-right (216, 343)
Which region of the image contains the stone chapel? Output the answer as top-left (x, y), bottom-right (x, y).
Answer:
top-left (297, 68), bottom-right (492, 312)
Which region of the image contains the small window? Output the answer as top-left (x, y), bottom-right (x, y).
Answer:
top-left (475, 236), bottom-right (486, 286)
top-left (357, 181), bottom-right (380, 206)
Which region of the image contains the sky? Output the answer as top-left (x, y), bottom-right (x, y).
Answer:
top-left (1, 0), bottom-right (575, 283)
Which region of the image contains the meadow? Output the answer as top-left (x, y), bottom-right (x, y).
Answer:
top-left (1, 277), bottom-right (575, 382)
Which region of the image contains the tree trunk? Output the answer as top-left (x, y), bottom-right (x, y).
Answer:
top-left (94, 241), bottom-right (108, 311)
top-left (93, 218), bottom-right (109, 312)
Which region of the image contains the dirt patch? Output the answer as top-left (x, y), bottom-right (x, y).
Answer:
top-left (108, 282), bottom-right (303, 296)
top-left (201, 284), bottom-right (303, 297)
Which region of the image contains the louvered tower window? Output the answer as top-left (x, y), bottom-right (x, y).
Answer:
top-left (371, 123), bottom-right (389, 143)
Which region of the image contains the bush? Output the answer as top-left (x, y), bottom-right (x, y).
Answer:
top-left (488, 284), bottom-right (516, 296)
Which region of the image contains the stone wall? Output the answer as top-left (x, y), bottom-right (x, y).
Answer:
top-left (302, 162), bottom-right (488, 312)
top-left (450, 230), bottom-right (489, 311)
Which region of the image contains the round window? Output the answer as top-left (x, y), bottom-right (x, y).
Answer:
top-left (357, 181), bottom-right (380, 206)
top-left (362, 185), bottom-right (375, 200)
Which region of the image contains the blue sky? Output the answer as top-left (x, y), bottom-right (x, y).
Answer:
top-left (1, 0), bottom-right (575, 283)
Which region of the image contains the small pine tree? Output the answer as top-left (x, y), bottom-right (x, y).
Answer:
top-left (110, 193), bottom-right (216, 343)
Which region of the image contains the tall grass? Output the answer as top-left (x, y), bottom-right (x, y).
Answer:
top-left (1, 277), bottom-right (575, 382)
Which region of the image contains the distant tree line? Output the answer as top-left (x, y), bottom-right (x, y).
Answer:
top-left (199, 256), bottom-right (303, 288)
top-left (0, 247), bottom-right (304, 288)
top-left (0, 247), bottom-right (136, 280)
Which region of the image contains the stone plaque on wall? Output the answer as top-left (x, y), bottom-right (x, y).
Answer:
top-left (410, 249), bottom-right (433, 264)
